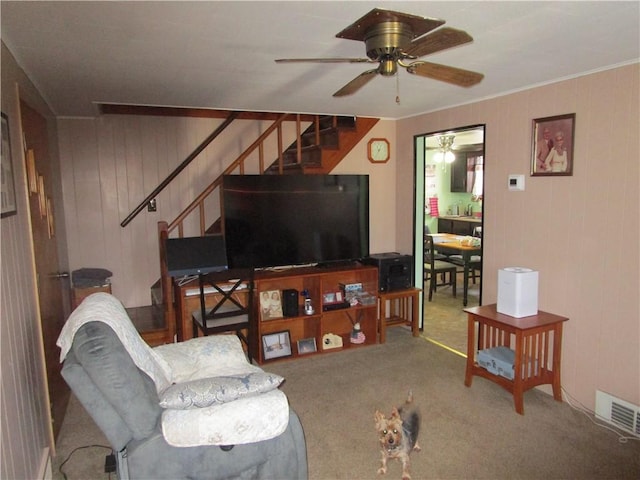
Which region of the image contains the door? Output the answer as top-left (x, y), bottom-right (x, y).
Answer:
top-left (20, 100), bottom-right (70, 440)
top-left (415, 126), bottom-right (485, 353)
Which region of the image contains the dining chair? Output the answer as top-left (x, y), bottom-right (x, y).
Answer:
top-left (424, 226), bottom-right (448, 261)
top-left (424, 235), bottom-right (457, 301)
top-left (446, 228), bottom-right (482, 283)
top-left (449, 253), bottom-right (482, 280)
top-left (469, 259), bottom-right (482, 284)
top-left (447, 234), bottom-right (482, 284)
top-left (192, 267), bottom-right (255, 361)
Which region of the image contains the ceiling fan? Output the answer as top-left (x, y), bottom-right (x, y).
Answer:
top-left (275, 8), bottom-right (484, 97)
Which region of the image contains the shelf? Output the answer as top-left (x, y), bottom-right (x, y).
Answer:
top-left (255, 264), bottom-right (378, 364)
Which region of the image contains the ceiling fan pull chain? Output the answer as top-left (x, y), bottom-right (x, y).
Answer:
top-left (396, 73), bottom-right (401, 104)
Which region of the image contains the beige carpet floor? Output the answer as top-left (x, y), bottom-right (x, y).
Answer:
top-left (422, 273), bottom-right (480, 355)
top-left (53, 326), bottom-right (639, 479)
top-left (271, 328), bottom-right (639, 479)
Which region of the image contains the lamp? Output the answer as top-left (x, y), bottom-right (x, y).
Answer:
top-left (432, 135), bottom-right (455, 165)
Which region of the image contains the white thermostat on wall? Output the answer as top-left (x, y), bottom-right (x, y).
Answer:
top-left (508, 174), bottom-right (525, 191)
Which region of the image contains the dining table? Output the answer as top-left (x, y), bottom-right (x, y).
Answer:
top-left (429, 233), bottom-right (482, 306)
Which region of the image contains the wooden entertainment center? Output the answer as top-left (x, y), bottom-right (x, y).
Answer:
top-left (174, 264), bottom-right (379, 364)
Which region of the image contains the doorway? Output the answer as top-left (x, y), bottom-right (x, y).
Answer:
top-left (20, 100), bottom-right (70, 442)
top-left (413, 125), bottom-right (485, 353)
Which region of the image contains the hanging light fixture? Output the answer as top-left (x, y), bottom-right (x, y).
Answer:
top-left (432, 135), bottom-right (456, 164)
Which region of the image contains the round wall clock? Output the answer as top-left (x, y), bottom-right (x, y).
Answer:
top-left (367, 138), bottom-right (390, 163)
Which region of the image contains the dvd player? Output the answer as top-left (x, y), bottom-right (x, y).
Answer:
top-left (322, 301), bottom-right (350, 312)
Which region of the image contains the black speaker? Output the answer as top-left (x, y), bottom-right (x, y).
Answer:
top-left (282, 289), bottom-right (299, 317)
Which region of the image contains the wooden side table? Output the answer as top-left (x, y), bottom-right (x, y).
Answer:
top-left (464, 304), bottom-right (568, 414)
top-left (71, 284), bottom-right (112, 310)
top-left (377, 288), bottom-right (421, 343)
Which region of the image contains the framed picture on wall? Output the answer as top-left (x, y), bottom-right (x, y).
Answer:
top-left (531, 113), bottom-right (575, 176)
top-left (1, 112), bottom-right (17, 218)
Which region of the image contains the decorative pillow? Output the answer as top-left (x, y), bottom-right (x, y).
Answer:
top-left (154, 334), bottom-right (263, 384)
top-left (159, 372), bottom-right (284, 409)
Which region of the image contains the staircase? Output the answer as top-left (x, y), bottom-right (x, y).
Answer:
top-left (265, 115), bottom-right (376, 174)
top-left (135, 112), bottom-right (379, 345)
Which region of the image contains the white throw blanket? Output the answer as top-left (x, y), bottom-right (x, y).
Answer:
top-left (57, 292), bottom-right (172, 392)
top-left (161, 389), bottom-right (290, 447)
top-left (57, 292), bottom-right (289, 446)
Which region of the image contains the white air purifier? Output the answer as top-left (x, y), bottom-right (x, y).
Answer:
top-left (497, 267), bottom-right (538, 318)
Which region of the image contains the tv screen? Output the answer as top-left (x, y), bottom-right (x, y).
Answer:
top-left (222, 174), bottom-right (369, 269)
top-left (165, 235), bottom-right (228, 277)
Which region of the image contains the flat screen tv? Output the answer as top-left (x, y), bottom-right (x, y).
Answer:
top-left (222, 174), bottom-right (369, 269)
top-left (165, 234), bottom-right (228, 277)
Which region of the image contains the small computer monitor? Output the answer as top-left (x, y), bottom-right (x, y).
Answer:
top-left (165, 235), bottom-right (228, 277)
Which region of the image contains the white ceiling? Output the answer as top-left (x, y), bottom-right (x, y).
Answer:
top-left (2, 1), bottom-right (638, 119)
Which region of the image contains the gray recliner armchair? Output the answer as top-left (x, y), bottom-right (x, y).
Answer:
top-left (58, 293), bottom-right (307, 479)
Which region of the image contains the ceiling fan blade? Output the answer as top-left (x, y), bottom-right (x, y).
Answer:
top-left (408, 61), bottom-right (484, 87)
top-left (333, 69), bottom-right (379, 97)
top-left (275, 57), bottom-right (373, 64)
top-left (404, 27), bottom-right (473, 58)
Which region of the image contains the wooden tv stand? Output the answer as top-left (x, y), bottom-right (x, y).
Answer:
top-left (173, 264), bottom-right (379, 363)
top-left (254, 264), bottom-right (378, 363)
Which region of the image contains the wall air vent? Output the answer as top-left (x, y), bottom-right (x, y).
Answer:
top-left (595, 390), bottom-right (640, 437)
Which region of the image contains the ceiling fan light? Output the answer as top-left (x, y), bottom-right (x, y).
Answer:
top-left (445, 151), bottom-right (455, 163)
top-left (379, 58), bottom-right (397, 76)
top-left (433, 152), bottom-right (444, 163)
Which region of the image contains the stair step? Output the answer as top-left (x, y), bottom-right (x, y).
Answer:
top-left (264, 163), bottom-right (305, 174)
top-left (319, 116), bottom-right (379, 173)
top-left (205, 220), bottom-right (222, 235)
top-left (301, 128), bottom-right (340, 148)
top-left (265, 115), bottom-right (358, 173)
top-left (150, 279), bottom-right (162, 306)
top-left (283, 145), bottom-right (322, 165)
top-left (319, 115), bottom-right (356, 129)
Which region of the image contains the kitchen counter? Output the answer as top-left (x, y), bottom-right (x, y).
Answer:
top-left (439, 215), bottom-right (482, 223)
top-left (438, 216), bottom-right (482, 236)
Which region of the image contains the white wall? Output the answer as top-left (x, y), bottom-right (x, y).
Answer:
top-left (332, 119), bottom-right (397, 255)
top-left (396, 64), bottom-right (640, 410)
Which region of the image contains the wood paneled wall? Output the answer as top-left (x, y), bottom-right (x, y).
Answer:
top-left (396, 63), bottom-right (640, 410)
top-left (58, 115), bottom-right (304, 306)
top-left (57, 115), bottom-right (398, 308)
top-left (1, 42), bottom-right (56, 480)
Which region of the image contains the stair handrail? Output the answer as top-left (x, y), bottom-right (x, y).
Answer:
top-left (157, 113), bottom-right (378, 343)
top-left (158, 112), bottom-right (299, 343)
top-left (120, 111), bottom-right (240, 228)
top-left (167, 112), bottom-right (294, 236)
